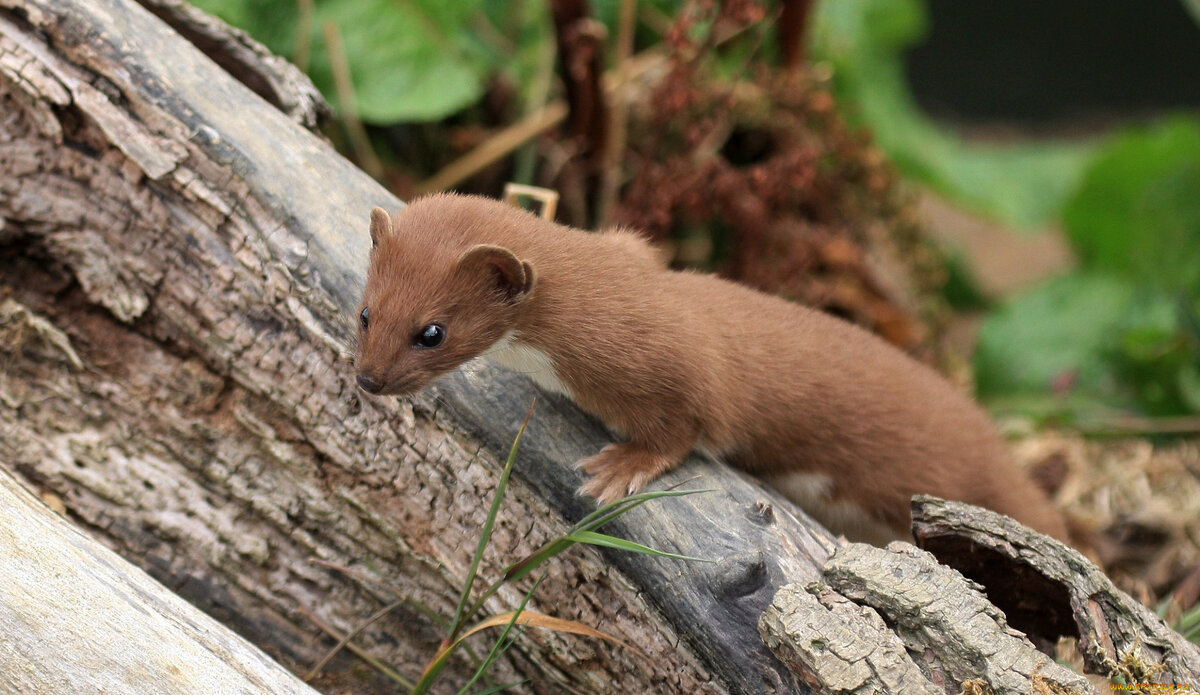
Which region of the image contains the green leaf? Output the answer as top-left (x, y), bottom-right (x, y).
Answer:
top-left (190, 0), bottom-right (491, 123)
top-left (1063, 116), bottom-right (1200, 292)
top-left (311, 0), bottom-right (489, 123)
top-left (975, 272), bottom-right (1200, 417)
top-left (974, 273), bottom-right (1136, 399)
top-left (565, 530), bottom-right (710, 562)
top-left (189, 0), bottom-right (299, 50)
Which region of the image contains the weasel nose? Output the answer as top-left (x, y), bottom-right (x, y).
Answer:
top-left (356, 374), bottom-right (383, 394)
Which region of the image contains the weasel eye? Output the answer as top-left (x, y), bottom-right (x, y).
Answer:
top-left (359, 306), bottom-right (370, 331)
top-left (415, 323), bottom-right (445, 348)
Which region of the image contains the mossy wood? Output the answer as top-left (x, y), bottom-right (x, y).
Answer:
top-left (0, 0), bottom-right (835, 692)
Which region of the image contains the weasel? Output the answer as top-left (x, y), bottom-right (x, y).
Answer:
top-left (354, 194), bottom-right (1069, 543)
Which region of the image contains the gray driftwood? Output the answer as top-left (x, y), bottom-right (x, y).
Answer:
top-left (0, 467), bottom-right (321, 694)
top-left (913, 496), bottom-right (1200, 686)
top-left (0, 0), bottom-right (836, 692)
top-left (761, 498), bottom-right (1200, 693)
top-left (760, 542), bottom-right (1095, 695)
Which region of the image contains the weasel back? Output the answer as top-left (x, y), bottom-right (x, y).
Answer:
top-left (354, 194), bottom-right (1069, 543)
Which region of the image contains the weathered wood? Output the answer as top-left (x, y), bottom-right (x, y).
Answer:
top-left (0, 467), bottom-right (321, 694)
top-left (135, 0), bottom-right (330, 130)
top-left (760, 542), bottom-right (1095, 695)
top-left (760, 582), bottom-right (943, 695)
top-left (913, 496), bottom-right (1200, 686)
top-left (0, 0), bottom-right (836, 691)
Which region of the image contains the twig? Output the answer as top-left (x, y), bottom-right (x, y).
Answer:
top-left (298, 604), bottom-right (414, 687)
top-left (503, 183), bottom-right (560, 220)
top-left (1079, 414), bottom-right (1200, 436)
top-left (416, 52), bottom-right (663, 194)
top-left (417, 102), bottom-right (568, 194)
top-left (292, 0), bottom-right (313, 72)
top-left (321, 20), bottom-right (383, 179)
top-left (594, 0), bottom-right (637, 227)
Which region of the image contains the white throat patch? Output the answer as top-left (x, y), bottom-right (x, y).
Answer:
top-left (483, 333), bottom-right (572, 397)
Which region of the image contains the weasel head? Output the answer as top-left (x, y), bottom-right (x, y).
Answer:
top-left (354, 204), bottom-right (536, 396)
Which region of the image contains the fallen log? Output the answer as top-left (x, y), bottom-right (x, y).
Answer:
top-left (0, 0), bottom-right (834, 691)
top-left (913, 496), bottom-right (1200, 685)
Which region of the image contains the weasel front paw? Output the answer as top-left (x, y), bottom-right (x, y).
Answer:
top-left (576, 443), bottom-right (678, 505)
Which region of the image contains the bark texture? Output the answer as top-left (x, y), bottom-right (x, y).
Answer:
top-left (761, 498), bottom-right (1200, 693)
top-left (0, 1), bottom-right (836, 692)
top-left (760, 542), bottom-right (1095, 695)
top-left (913, 496), bottom-right (1200, 686)
top-left (0, 467), bottom-right (321, 694)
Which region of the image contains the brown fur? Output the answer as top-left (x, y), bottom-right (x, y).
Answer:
top-left (355, 194), bottom-right (1069, 542)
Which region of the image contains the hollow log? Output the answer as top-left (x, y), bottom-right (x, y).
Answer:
top-left (913, 497), bottom-right (1200, 685)
top-left (759, 498), bottom-right (1200, 693)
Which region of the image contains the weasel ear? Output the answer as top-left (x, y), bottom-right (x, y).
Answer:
top-left (369, 207), bottom-right (393, 248)
top-left (456, 244), bottom-right (535, 302)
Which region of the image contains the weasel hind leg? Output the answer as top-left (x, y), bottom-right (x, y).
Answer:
top-left (576, 442), bottom-right (684, 504)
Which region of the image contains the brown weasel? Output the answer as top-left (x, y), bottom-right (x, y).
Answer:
top-left (355, 193), bottom-right (1068, 543)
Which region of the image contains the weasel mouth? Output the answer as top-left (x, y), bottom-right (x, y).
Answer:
top-left (356, 374), bottom-right (385, 394)
top-left (356, 372), bottom-right (423, 396)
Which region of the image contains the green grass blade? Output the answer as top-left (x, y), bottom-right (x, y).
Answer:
top-left (448, 400), bottom-right (536, 643)
top-left (566, 530), bottom-right (711, 563)
top-left (501, 538), bottom-right (575, 584)
top-left (1175, 603), bottom-right (1200, 643)
top-left (456, 573), bottom-right (546, 695)
top-left (572, 488), bottom-right (716, 534)
top-left (510, 488), bottom-right (716, 583)
top-left (460, 538), bottom-right (571, 623)
top-left (501, 488), bottom-right (715, 585)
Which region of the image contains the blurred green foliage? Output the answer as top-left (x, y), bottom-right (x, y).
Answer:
top-left (807, 0), bottom-right (1200, 421)
top-left (975, 118), bottom-right (1200, 420)
top-left (809, 0), bottom-right (1100, 229)
top-left (1064, 117), bottom-right (1200, 292)
top-left (190, 0), bottom-right (550, 123)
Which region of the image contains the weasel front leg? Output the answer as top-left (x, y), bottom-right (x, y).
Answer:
top-left (576, 442), bottom-right (689, 504)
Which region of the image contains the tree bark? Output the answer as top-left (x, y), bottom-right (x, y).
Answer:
top-left (761, 542), bottom-right (1096, 695)
top-left (0, 0), bottom-right (835, 692)
top-left (758, 497), bottom-right (1200, 694)
top-left (913, 497), bottom-right (1200, 685)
